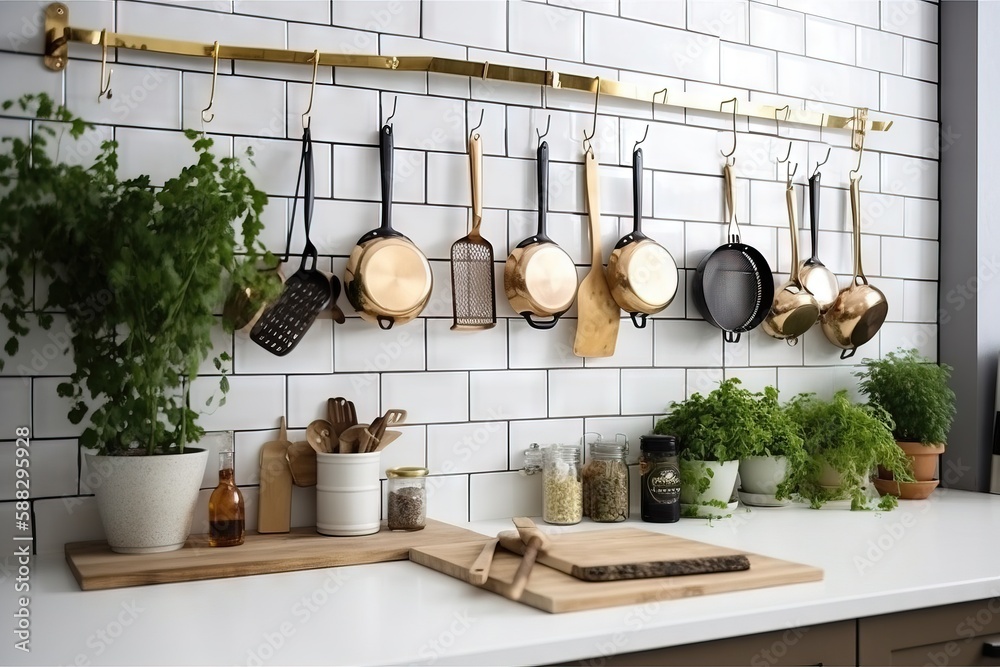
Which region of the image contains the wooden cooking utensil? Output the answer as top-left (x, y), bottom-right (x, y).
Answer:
top-left (258, 417), bottom-right (293, 534)
top-left (285, 441), bottom-right (317, 487)
top-left (372, 430), bottom-right (402, 453)
top-left (468, 538), bottom-right (500, 586)
top-left (375, 409), bottom-right (406, 442)
top-left (505, 518), bottom-right (552, 601)
top-left (338, 424), bottom-right (368, 454)
top-left (327, 397), bottom-right (350, 440)
top-left (306, 419), bottom-right (335, 453)
top-left (573, 150), bottom-right (620, 358)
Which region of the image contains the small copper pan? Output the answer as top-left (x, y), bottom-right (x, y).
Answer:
top-left (821, 177), bottom-right (887, 359)
top-left (762, 180), bottom-right (819, 344)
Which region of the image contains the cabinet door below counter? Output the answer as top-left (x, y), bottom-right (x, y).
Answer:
top-left (859, 598), bottom-right (1000, 666)
top-left (548, 619), bottom-right (855, 667)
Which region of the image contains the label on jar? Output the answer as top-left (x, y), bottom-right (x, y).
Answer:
top-left (644, 463), bottom-right (680, 504)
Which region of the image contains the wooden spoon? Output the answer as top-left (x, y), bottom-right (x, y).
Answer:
top-left (306, 419), bottom-right (335, 453)
top-left (468, 538), bottom-right (499, 586)
top-left (338, 424), bottom-right (368, 454)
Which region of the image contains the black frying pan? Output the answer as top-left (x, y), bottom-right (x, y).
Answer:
top-left (692, 164), bottom-right (774, 343)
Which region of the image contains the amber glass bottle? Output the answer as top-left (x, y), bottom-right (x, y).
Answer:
top-left (209, 449), bottom-right (245, 547)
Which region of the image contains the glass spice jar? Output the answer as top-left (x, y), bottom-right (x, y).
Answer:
top-left (640, 434), bottom-right (681, 523)
top-left (543, 444), bottom-right (582, 525)
top-left (583, 438), bottom-right (630, 522)
top-left (386, 467), bottom-right (428, 531)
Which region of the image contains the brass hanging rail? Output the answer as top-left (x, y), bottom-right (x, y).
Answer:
top-left (42, 2), bottom-right (891, 135)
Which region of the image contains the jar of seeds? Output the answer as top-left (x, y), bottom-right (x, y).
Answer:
top-left (543, 444), bottom-right (582, 525)
top-left (583, 437), bottom-right (629, 523)
top-left (386, 467), bottom-right (428, 531)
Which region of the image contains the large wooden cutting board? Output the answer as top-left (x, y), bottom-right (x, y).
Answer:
top-left (410, 529), bottom-right (823, 613)
top-left (66, 519), bottom-right (484, 591)
top-left (498, 527), bottom-right (750, 581)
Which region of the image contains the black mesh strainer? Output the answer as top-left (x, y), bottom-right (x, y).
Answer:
top-left (250, 127), bottom-right (331, 356)
top-left (692, 165), bottom-right (774, 344)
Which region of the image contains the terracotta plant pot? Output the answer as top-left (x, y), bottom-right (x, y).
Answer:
top-left (877, 441), bottom-right (945, 500)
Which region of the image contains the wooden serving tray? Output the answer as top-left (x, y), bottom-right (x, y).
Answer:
top-left (66, 519), bottom-right (484, 591)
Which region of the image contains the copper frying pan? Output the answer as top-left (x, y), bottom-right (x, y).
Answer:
top-left (820, 176), bottom-right (887, 358)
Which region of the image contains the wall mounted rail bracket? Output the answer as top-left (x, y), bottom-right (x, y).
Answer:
top-left (41, 3), bottom-right (892, 137)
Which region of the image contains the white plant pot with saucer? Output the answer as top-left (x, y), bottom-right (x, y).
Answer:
top-left (680, 460), bottom-right (740, 507)
top-left (739, 456), bottom-right (789, 495)
top-left (86, 448), bottom-right (209, 554)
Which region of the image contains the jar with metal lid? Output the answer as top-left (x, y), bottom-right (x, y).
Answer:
top-left (582, 437), bottom-right (629, 523)
top-left (640, 435), bottom-right (680, 523)
top-left (543, 444), bottom-right (582, 525)
top-left (386, 467), bottom-right (428, 531)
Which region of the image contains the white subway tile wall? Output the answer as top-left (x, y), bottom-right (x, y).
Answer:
top-left (0, 0), bottom-right (939, 545)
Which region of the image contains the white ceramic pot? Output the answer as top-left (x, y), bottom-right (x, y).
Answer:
top-left (818, 461), bottom-right (843, 487)
top-left (316, 452), bottom-right (381, 536)
top-left (679, 460), bottom-right (740, 506)
top-left (739, 456), bottom-right (789, 495)
top-left (86, 448), bottom-right (208, 554)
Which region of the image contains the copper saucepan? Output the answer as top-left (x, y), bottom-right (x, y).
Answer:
top-left (607, 146), bottom-right (678, 328)
top-left (820, 176), bottom-right (887, 359)
top-left (344, 124), bottom-right (432, 330)
top-left (762, 181), bottom-right (819, 344)
top-left (504, 140), bottom-right (577, 330)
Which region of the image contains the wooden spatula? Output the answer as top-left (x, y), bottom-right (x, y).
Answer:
top-left (468, 538), bottom-right (499, 586)
top-left (573, 150), bottom-right (620, 358)
top-left (258, 417), bottom-right (293, 533)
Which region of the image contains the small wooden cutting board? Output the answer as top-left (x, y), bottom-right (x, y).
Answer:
top-left (411, 530), bottom-right (823, 614)
top-left (497, 527), bottom-right (750, 581)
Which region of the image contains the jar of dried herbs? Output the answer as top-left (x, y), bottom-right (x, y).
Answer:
top-left (583, 440), bottom-right (629, 522)
top-left (386, 467), bottom-right (428, 531)
top-left (543, 444), bottom-right (582, 525)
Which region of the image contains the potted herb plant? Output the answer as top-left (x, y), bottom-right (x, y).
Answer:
top-left (739, 386), bottom-right (806, 503)
top-left (856, 349), bottom-right (956, 499)
top-left (784, 391), bottom-right (913, 511)
top-left (654, 379), bottom-right (759, 517)
top-left (0, 94), bottom-right (275, 553)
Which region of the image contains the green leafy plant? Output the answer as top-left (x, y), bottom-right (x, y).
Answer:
top-left (654, 380), bottom-right (806, 515)
top-left (654, 378), bottom-right (763, 462)
top-left (0, 94), bottom-right (276, 455)
top-left (856, 348), bottom-right (956, 444)
top-left (784, 391), bottom-right (914, 510)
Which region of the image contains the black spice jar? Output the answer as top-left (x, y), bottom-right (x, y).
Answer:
top-left (640, 434), bottom-right (681, 523)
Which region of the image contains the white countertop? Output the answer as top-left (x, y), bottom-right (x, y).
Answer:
top-left (5, 488), bottom-right (1000, 667)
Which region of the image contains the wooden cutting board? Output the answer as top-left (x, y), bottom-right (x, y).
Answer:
top-left (410, 529), bottom-right (823, 613)
top-left (66, 519), bottom-right (484, 591)
top-left (497, 527), bottom-right (750, 581)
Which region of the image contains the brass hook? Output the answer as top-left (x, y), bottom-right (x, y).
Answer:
top-left (201, 41), bottom-right (220, 124)
top-left (720, 97), bottom-right (738, 165)
top-left (582, 77), bottom-right (600, 156)
top-left (812, 146), bottom-right (832, 177)
top-left (470, 108), bottom-right (485, 138)
top-left (774, 105), bottom-right (792, 164)
top-left (849, 108), bottom-right (868, 181)
top-left (383, 95), bottom-right (398, 126)
top-left (301, 50), bottom-right (319, 130)
top-left (634, 88), bottom-right (664, 153)
top-left (97, 29), bottom-right (113, 101)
